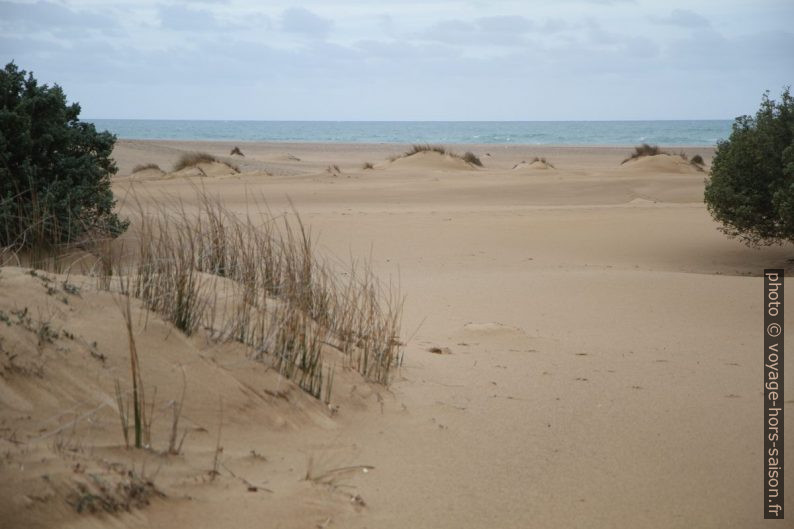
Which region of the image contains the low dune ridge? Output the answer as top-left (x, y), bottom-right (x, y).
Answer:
top-left (170, 160), bottom-right (241, 178)
top-left (618, 153), bottom-right (705, 174)
top-left (130, 163), bottom-right (166, 180)
top-left (386, 150), bottom-right (478, 172)
top-left (511, 157), bottom-right (555, 171)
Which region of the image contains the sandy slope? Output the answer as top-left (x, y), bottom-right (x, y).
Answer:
top-left (2, 140), bottom-right (792, 529)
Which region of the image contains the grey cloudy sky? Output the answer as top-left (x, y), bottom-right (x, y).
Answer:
top-left (1, 0), bottom-right (792, 120)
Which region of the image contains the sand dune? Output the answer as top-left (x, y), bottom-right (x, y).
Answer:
top-left (2, 140), bottom-right (791, 529)
top-left (618, 153), bottom-right (704, 174)
top-left (511, 158), bottom-right (556, 171)
top-left (386, 150), bottom-right (478, 172)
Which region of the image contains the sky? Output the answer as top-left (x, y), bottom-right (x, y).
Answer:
top-left (1, 0), bottom-right (792, 120)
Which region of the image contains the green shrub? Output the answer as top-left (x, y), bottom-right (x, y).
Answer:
top-left (704, 88), bottom-right (794, 246)
top-left (0, 62), bottom-right (126, 248)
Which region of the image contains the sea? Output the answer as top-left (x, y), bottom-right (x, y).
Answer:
top-left (86, 119), bottom-right (732, 146)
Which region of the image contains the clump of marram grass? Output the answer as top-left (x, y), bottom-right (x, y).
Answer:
top-left (173, 152), bottom-right (218, 171)
top-left (5, 187), bottom-right (405, 401)
top-left (406, 144), bottom-right (448, 156)
top-left (86, 189), bottom-right (403, 402)
top-left (131, 163), bottom-right (161, 173)
top-left (230, 146), bottom-right (244, 156)
top-left (390, 144), bottom-right (483, 167)
top-left (622, 144), bottom-right (706, 170)
top-left (462, 151), bottom-right (483, 167)
top-left (690, 154), bottom-right (705, 171)
top-left (622, 143), bottom-right (664, 164)
top-left (172, 152), bottom-right (239, 174)
top-left (532, 156), bottom-right (554, 168)
top-left (362, 162), bottom-right (374, 170)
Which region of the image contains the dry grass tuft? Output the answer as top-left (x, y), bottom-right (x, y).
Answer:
top-left (89, 189), bottom-right (402, 402)
top-left (462, 151), bottom-right (483, 167)
top-left (622, 143), bottom-right (665, 164)
top-left (622, 144), bottom-right (706, 171)
top-left (362, 162), bottom-right (374, 170)
top-left (132, 163), bottom-right (161, 173)
top-left (172, 152), bottom-right (240, 174)
top-left (4, 187), bottom-right (404, 403)
top-left (173, 152), bottom-right (218, 171)
top-left (391, 144), bottom-right (483, 167)
top-left (690, 154), bottom-right (705, 171)
top-left (230, 146), bottom-right (244, 157)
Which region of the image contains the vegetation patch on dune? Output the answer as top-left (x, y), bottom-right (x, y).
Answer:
top-left (132, 163), bottom-right (162, 173)
top-left (390, 144), bottom-right (483, 167)
top-left (173, 152), bottom-right (239, 173)
top-left (621, 143), bottom-right (705, 171)
top-left (4, 190), bottom-right (404, 401)
top-left (512, 157), bottom-right (555, 170)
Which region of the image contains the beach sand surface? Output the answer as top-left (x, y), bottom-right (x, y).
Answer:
top-left (1, 140), bottom-right (791, 529)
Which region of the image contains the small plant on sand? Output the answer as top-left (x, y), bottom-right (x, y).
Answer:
top-left (131, 163), bottom-right (161, 173)
top-left (362, 162), bottom-right (374, 170)
top-left (532, 156), bottom-right (554, 168)
top-left (230, 146), bottom-right (244, 156)
top-left (116, 296), bottom-right (151, 449)
top-left (462, 151), bottom-right (483, 167)
top-left (690, 154), bottom-right (705, 168)
top-left (392, 144), bottom-right (483, 167)
top-left (173, 152), bottom-right (217, 171)
top-left (406, 144), bottom-right (448, 156)
top-left (621, 143), bottom-right (664, 164)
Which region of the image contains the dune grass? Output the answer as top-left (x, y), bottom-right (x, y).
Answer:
top-left (462, 151), bottom-right (483, 167)
top-left (391, 144), bottom-right (484, 167)
top-left (173, 152), bottom-right (240, 173)
top-left (131, 163), bottom-right (162, 173)
top-left (621, 144), bottom-right (705, 170)
top-left (362, 162), bottom-right (374, 170)
top-left (621, 143), bottom-right (665, 164)
top-left (173, 152), bottom-right (218, 171)
top-left (2, 187), bottom-right (404, 405)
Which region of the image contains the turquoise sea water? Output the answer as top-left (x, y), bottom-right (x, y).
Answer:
top-left (87, 119), bottom-right (732, 146)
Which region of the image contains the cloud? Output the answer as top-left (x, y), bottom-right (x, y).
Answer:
top-left (476, 15), bottom-right (533, 34)
top-left (281, 7), bottom-right (332, 38)
top-left (159, 5), bottom-right (221, 31)
top-left (0, 1), bottom-right (116, 30)
top-left (651, 9), bottom-right (710, 28)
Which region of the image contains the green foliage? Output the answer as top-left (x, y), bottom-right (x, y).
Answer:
top-left (704, 88), bottom-right (794, 246)
top-left (0, 62), bottom-right (127, 248)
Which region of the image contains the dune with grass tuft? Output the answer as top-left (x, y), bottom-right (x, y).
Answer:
top-left (387, 144), bottom-right (482, 172)
top-left (511, 157), bottom-right (556, 171)
top-left (170, 152), bottom-right (240, 178)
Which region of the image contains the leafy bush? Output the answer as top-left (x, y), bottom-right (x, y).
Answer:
top-left (704, 88), bottom-right (794, 246)
top-left (0, 62), bottom-right (126, 248)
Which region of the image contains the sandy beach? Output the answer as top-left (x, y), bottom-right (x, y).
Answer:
top-left (1, 139), bottom-right (791, 529)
